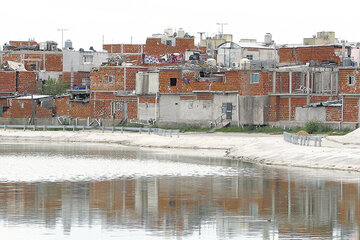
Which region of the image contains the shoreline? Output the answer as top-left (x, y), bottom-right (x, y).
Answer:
top-left (1, 129), bottom-right (360, 172)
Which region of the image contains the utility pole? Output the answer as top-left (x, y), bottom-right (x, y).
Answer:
top-left (216, 23), bottom-right (228, 39)
top-left (57, 28), bottom-right (68, 49)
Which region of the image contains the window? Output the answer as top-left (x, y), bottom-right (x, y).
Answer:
top-left (83, 55), bottom-right (93, 64)
top-left (104, 75), bottom-right (114, 84)
top-left (251, 73), bottom-right (260, 83)
top-left (166, 40), bottom-right (172, 46)
top-left (246, 55), bottom-right (253, 60)
top-left (348, 76), bottom-right (355, 85)
top-left (170, 77), bottom-right (177, 86)
top-left (116, 102), bottom-right (123, 111)
top-left (19, 102), bottom-right (24, 108)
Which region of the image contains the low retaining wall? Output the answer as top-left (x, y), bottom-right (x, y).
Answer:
top-left (283, 132), bottom-right (322, 147)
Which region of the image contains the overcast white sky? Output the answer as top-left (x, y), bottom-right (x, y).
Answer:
top-left (2, 0), bottom-right (359, 51)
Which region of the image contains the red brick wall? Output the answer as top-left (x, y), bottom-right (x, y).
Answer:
top-left (338, 68), bottom-right (360, 94)
top-left (139, 96), bottom-right (157, 103)
top-left (268, 96), bottom-right (280, 122)
top-left (343, 98), bottom-right (359, 122)
top-left (279, 97), bottom-right (290, 121)
top-left (179, 95), bottom-right (195, 101)
top-left (55, 96), bottom-right (70, 116)
top-left (3, 52), bottom-right (62, 71)
top-left (91, 92), bottom-right (137, 119)
top-left (308, 95), bottom-right (333, 103)
top-left (45, 54), bottom-right (63, 71)
top-left (9, 41), bottom-right (37, 48)
top-left (2, 99), bottom-right (52, 118)
top-left (69, 102), bottom-right (91, 118)
top-left (17, 72), bottom-right (37, 94)
top-left (62, 72), bottom-right (90, 87)
top-left (144, 37), bottom-right (195, 58)
top-left (23, 54), bottom-right (42, 70)
top-left (290, 97), bottom-right (307, 120)
top-left (103, 44), bottom-right (144, 53)
top-left (0, 71), bottom-right (37, 94)
top-left (326, 106), bottom-right (342, 122)
top-left (196, 93), bottom-right (212, 100)
top-left (158, 70), bottom-right (244, 94)
top-left (90, 66), bottom-right (145, 91)
top-left (238, 71), bottom-right (272, 96)
top-left (279, 46), bottom-right (342, 64)
top-left (2, 54), bottom-right (21, 63)
top-left (0, 72), bottom-right (16, 93)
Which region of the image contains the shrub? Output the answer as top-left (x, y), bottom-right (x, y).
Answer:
top-left (304, 121), bottom-right (321, 134)
top-left (305, 121), bottom-right (332, 134)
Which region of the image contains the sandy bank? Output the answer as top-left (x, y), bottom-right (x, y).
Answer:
top-left (0, 129), bottom-right (359, 172)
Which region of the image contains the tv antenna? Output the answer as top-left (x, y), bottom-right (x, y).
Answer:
top-left (57, 28), bottom-right (68, 49)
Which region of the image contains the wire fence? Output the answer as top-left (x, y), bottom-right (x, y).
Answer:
top-left (0, 125), bottom-right (180, 138)
top-left (283, 132), bottom-right (322, 147)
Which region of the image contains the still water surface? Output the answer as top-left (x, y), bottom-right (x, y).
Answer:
top-left (0, 142), bottom-right (359, 239)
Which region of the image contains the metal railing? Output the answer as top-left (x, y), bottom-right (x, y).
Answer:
top-left (0, 125), bottom-right (180, 138)
top-left (283, 132), bottom-right (322, 147)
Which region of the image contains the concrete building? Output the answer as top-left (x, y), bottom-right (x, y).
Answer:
top-left (199, 33), bottom-right (233, 57)
top-left (217, 34), bottom-right (278, 69)
top-left (303, 31), bottom-right (338, 45)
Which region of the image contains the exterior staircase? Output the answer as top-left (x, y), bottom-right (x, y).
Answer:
top-left (208, 114), bottom-right (231, 133)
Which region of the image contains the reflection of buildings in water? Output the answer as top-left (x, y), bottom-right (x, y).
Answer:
top-left (0, 169), bottom-right (359, 239)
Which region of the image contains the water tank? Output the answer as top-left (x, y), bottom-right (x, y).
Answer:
top-left (240, 58), bottom-right (251, 70)
top-left (65, 39), bottom-right (72, 49)
top-left (164, 28), bottom-right (174, 36)
top-left (177, 28), bottom-right (185, 38)
top-left (206, 58), bottom-right (216, 66)
top-left (264, 33), bottom-right (272, 45)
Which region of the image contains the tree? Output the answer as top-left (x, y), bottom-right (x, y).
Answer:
top-left (41, 78), bottom-right (69, 96)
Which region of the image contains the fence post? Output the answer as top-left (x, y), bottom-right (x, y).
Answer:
top-left (177, 131), bottom-right (179, 138)
top-left (83, 126), bottom-right (85, 132)
top-left (23, 125), bottom-right (26, 131)
top-left (43, 125), bottom-right (46, 131)
top-left (121, 127), bottom-right (123, 134)
top-left (102, 126), bottom-right (104, 133)
top-left (3, 125), bottom-right (6, 131)
top-left (319, 138), bottom-right (322, 147)
top-left (148, 128), bottom-right (150, 135)
top-left (112, 126), bottom-right (115, 133)
top-left (63, 126), bottom-right (65, 132)
top-left (33, 125), bottom-right (36, 131)
top-left (139, 128), bottom-right (142, 134)
top-left (170, 130), bottom-right (172, 137)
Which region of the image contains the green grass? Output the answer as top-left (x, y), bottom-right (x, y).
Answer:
top-left (215, 125), bottom-right (285, 134)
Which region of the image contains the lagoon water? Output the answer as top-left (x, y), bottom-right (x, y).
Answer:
top-left (0, 142), bottom-right (359, 239)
